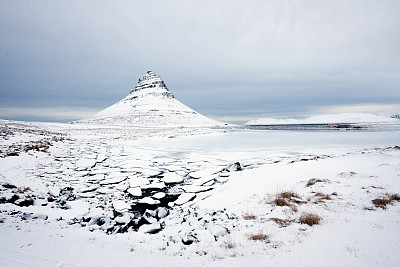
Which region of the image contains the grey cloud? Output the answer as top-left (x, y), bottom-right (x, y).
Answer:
top-left (0, 0), bottom-right (399, 122)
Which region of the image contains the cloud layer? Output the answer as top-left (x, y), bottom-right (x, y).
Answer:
top-left (0, 0), bottom-right (399, 122)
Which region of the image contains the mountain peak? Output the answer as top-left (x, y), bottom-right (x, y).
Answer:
top-left (76, 71), bottom-right (224, 127)
top-left (129, 71), bottom-right (173, 99)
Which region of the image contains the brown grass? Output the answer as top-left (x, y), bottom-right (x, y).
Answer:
top-left (299, 212), bottom-right (321, 226)
top-left (270, 191), bottom-right (301, 211)
top-left (249, 233), bottom-right (269, 242)
top-left (372, 194), bottom-right (400, 209)
top-left (306, 178), bottom-right (324, 187)
top-left (269, 218), bottom-right (292, 227)
top-left (243, 214), bottom-right (257, 220)
top-left (226, 236), bottom-right (236, 249)
top-left (279, 191), bottom-right (300, 199)
top-left (313, 192), bottom-right (332, 203)
top-left (273, 197), bottom-right (289, 207)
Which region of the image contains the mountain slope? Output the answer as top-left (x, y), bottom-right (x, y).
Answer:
top-left (77, 71), bottom-right (224, 127)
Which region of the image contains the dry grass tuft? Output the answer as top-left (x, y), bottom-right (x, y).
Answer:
top-left (226, 236), bottom-right (236, 249)
top-left (299, 212), bottom-right (321, 226)
top-left (270, 190), bottom-right (301, 211)
top-left (313, 192), bottom-right (332, 203)
top-left (249, 233), bottom-right (269, 242)
top-left (243, 214), bottom-right (257, 220)
top-left (306, 178), bottom-right (324, 187)
top-left (279, 191), bottom-right (300, 199)
top-left (269, 218), bottom-right (292, 227)
top-left (274, 197), bottom-right (290, 207)
top-left (372, 194), bottom-right (400, 209)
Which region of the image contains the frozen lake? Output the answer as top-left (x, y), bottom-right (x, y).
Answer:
top-left (136, 129), bottom-right (400, 154)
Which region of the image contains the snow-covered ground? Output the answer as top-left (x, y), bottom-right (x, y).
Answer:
top-left (1, 119), bottom-right (400, 266)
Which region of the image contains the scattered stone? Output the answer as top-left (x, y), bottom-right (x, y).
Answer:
top-left (192, 177), bottom-right (215, 186)
top-left (15, 198), bottom-right (35, 207)
top-left (152, 192), bottom-right (166, 199)
top-left (161, 172), bottom-right (184, 184)
top-left (181, 231), bottom-right (198, 245)
top-left (138, 197), bottom-right (161, 205)
top-left (157, 207), bottom-right (168, 219)
top-left (21, 213), bottom-right (48, 221)
top-left (115, 183), bottom-right (129, 192)
top-left (76, 192), bottom-right (96, 198)
top-left (129, 177), bottom-right (150, 187)
top-left (78, 185), bottom-right (99, 193)
top-left (59, 187), bottom-right (75, 201)
top-left (210, 225), bottom-right (227, 241)
top-left (127, 187), bottom-right (142, 197)
top-left (113, 200), bottom-right (131, 213)
top-left (100, 176), bottom-right (127, 185)
top-left (143, 212), bottom-right (157, 224)
top-left (175, 193), bottom-right (196, 206)
top-left (115, 213), bottom-right (131, 224)
top-left (189, 168), bottom-right (221, 179)
top-left (215, 176), bottom-right (229, 184)
top-left (141, 182), bottom-right (166, 190)
top-left (180, 185), bottom-right (213, 193)
top-left (224, 162), bottom-right (241, 172)
top-left (138, 222), bottom-right (162, 234)
top-left (76, 158), bottom-right (97, 170)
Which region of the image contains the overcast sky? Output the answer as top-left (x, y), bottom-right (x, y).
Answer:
top-left (1, 0), bottom-right (399, 123)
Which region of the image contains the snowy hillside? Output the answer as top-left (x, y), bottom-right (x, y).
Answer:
top-left (76, 71), bottom-right (225, 127)
top-left (245, 113), bottom-right (399, 126)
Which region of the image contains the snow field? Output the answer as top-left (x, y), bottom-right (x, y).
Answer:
top-left (0, 119), bottom-right (399, 266)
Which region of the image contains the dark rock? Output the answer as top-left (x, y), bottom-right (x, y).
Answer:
top-left (16, 198), bottom-right (34, 207)
top-left (233, 162), bottom-right (242, 171)
top-left (7, 194), bottom-right (19, 204)
top-left (59, 187), bottom-right (76, 201)
top-left (182, 231), bottom-right (198, 245)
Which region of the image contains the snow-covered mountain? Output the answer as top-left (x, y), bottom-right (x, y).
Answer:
top-left (245, 113), bottom-right (399, 126)
top-left (76, 71), bottom-right (224, 127)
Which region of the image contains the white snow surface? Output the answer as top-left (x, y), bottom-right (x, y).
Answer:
top-left (245, 112), bottom-right (399, 125)
top-left (76, 71), bottom-right (225, 128)
top-left (0, 119), bottom-right (400, 266)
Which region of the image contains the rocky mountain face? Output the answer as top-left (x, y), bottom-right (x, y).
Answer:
top-left (77, 71), bottom-right (224, 127)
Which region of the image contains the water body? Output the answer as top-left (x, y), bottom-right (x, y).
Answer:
top-left (137, 128), bottom-right (400, 154)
